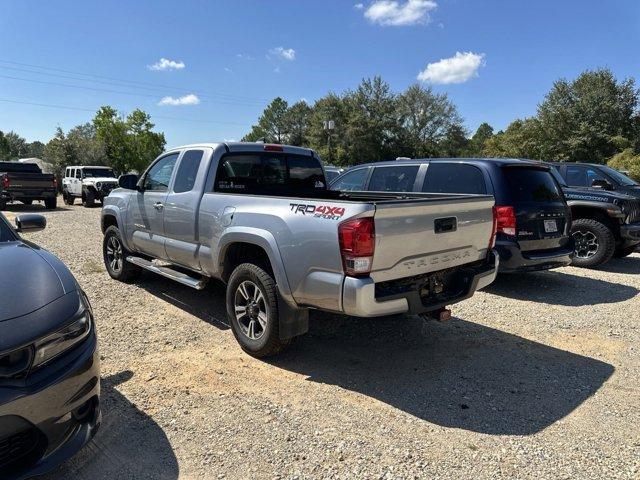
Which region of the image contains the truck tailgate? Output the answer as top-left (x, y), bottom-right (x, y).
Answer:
top-left (370, 195), bottom-right (495, 282)
top-left (4, 173), bottom-right (55, 192)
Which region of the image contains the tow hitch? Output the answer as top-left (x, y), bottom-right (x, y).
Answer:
top-left (419, 307), bottom-right (452, 323)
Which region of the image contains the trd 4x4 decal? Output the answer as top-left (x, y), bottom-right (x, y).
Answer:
top-left (289, 203), bottom-right (346, 220)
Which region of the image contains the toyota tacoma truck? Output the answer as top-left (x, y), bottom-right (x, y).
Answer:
top-left (0, 162), bottom-right (57, 210)
top-left (101, 143), bottom-right (499, 357)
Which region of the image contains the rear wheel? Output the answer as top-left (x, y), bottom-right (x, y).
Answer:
top-left (571, 218), bottom-right (615, 268)
top-left (103, 225), bottom-right (141, 282)
top-left (44, 197), bottom-right (57, 210)
top-left (614, 244), bottom-right (639, 258)
top-left (63, 191), bottom-right (74, 205)
top-left (226, 263), bottom-right (291, 357)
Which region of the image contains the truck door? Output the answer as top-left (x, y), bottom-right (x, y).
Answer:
top-left (71, 168), bottom-right (82, 196)
top-left (128, 152), bottom-right (179, 259)
top-left (163, 149), bottom-right (209, 269)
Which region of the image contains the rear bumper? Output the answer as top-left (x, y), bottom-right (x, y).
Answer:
top-left (620, 221), bottom-right (640, 241)
top-left (0, 332), bottom-right (101, 479)
top-left (496, 239), bottom-right (574, 273)
top-left (342, 250), bottom-right (499, 317)
top-left (1, 190), bottom-right (56, 201)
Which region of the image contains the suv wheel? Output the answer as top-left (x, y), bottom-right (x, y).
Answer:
top-left (82, 189), bottom-right (95, 208)
top-left (63, 191), bottom-right (74, 205)
top-left (571, 218), bottom-right (615, 268)
top-left (226, 263), bottom-right (291, 357)
top-left (103, 226), bottom-right (141, 282)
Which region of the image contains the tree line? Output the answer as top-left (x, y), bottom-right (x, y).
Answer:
top-left (2, 68), bottom-right (639, 179)
top-left (243, 68), bottom-right (640, 179)
top-left (0, 106), bottom-right (165, 175)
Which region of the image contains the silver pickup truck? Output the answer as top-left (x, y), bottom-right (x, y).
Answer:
top-left (101, 143), bottom-right (499, 356)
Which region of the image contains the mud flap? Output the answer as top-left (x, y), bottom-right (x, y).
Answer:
top-left (278, 296), bottom-right (309, 340)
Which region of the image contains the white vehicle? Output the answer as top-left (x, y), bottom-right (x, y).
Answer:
top-left (62, 166), bottom-right (119, 207)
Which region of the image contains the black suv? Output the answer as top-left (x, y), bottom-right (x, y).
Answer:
top-left (547, 164), bottom-right (640, 267)
top-left (331, 158), bottom-right (574, 273)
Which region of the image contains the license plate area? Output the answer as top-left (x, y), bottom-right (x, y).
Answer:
top-left (543, 219), bottom-right (558, 233)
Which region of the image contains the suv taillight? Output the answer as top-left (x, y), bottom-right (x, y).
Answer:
top-left (338, 217), bottom-right (375, 277)
top-left (494, 205), bottom-right (516, 236)
top-left (1, 174), bottom-right (9, 189)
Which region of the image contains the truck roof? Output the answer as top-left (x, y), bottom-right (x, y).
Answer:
top-left (165, 142), bottom-right (316, 157)
top-left (67, 165), bottom-right (113, 169)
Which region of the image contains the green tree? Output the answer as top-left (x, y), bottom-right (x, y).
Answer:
top-left (42, 127), bottom-right (77, 174)
top-left (537, 69), bottom-right (639, 162)
top-left (0, 131), bottom-right (10, 160)
top-left (439, 124), bottom-right (470, 157)
top-left (242, 97), bottom-right (289, 143)
top-left (3, 131), bottom-right (28, 159)
top-left (284, 101), bottom-right (312, 146)
top-left (469, 122), bottom-right (494, 156)
top-left (125, 109), bottom-right (165, 173)
top-left (93, 106), bottom-right (131, 174)
top-left (25, 141), bottom-right (45, 158)
top-left (608, 148), bottom-right (640, 181)
top-left (396, 84), bottom-right (462, 158)
top-left (482, 118), bottom-right (544, 159)
top-left (306, 93), bottom-right (352, 165)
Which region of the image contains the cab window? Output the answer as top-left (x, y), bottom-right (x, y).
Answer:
top-left (423, 163), bottom-right (486, 194)
top-left (331, 168), bottom-right (369, 191)
top-left (368, 166), bottom-right (419, 192)
top-left (173, 150), bottom-right (204, 193)
top-left (143, 153), bottom-right (179, 192)
top-left (565, 165), bottom-right (607, 187)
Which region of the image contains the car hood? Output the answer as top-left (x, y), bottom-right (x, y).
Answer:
top-left (0, 241), bottom-right (78, 322)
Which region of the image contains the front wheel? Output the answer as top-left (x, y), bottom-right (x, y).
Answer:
top-left (103, 226), bottom-right (141, 282)
top-left (571, 218), bottom-right (615, 268)
top-left (226, 263), bottom-right (291, 357)
top-left (82, 189), bottom-right (95, 208)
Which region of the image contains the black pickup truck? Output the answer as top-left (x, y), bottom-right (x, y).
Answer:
top-left (0, 162), bottom-right (57, 210)
top-left (548, 166), bottom-right (640, 267)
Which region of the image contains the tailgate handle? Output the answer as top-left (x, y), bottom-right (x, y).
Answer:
top-left (434, 217), bottom-right (457, 234)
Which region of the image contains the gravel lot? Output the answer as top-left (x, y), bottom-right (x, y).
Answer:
top-left (5, 199), bottom-right (640, 479)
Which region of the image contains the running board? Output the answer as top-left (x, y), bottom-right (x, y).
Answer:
top-left (126, 256), bottom-right (207, 290)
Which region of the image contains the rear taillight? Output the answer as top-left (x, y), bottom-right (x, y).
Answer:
top-left (494, 205), bottom-right (516, 236)
top-left (1, 174), bottom-right (9, 189)
top-left (338, 217), bottom-right (375, 277)
top-left (53, 178), bottom-right (58, 189)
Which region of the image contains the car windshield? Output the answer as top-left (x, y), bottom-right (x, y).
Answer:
top-left (0, 215), bottom-right (16, 242)
top-left (600, 165), bottom-right (638, 186)
top-left (83, 168), bottom-right (115, 178)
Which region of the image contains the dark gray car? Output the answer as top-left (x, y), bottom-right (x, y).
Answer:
top-left (0, 213), bottom-right (100, 479)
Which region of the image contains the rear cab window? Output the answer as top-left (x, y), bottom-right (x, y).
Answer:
top-left (367, 166), bottom-right (419, 192)
top-left (214, 153), bottom-right (326, 195)
top-left (422, 163), bottom-right (486, 194)
top-left (331, 168), bottom-right (369, 191)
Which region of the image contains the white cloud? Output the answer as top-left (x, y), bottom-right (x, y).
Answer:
top-left (236, 53), bottom-right (254, 60)
top-left (158, 93), bottom-right (200, 106)
top-left (354, 3), bottom-right (364, 9)
top-left (268, 47), bottom-right (296, 61)
top-left (148, 58), bottom-right (186, 71)
top-left (417, 51), bottom-right (485, 84)
top-left (364, 0), bottom-right (437, 26)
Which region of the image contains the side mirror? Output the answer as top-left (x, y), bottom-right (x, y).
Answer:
top-left (591, 179), bottom-right (613, 190)
top-left (15, 214), bottom-right (46, 233)
top-left (118, 174), bottom-right (140, 190)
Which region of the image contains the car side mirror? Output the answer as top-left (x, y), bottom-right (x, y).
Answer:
top-left (591, 179), bottom-right (613, 190)
top-left (15, 214), bottom-right (46, 233)
top-left (118, 174), bottom-right (140, 191)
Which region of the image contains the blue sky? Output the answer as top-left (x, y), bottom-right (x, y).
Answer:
top-left (1, 0), bottom-right (638, 148)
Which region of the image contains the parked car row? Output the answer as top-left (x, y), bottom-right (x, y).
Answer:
top-left (330, 157), bottom-right (640, 269)
top-left (1, 142), bottom-right (638, 478)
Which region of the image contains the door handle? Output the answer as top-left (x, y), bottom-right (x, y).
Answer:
top-left (154, 202), bottom-right (164, 210)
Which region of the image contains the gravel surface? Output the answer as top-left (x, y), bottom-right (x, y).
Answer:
top-left (5, 199), bottom-right (640, 479)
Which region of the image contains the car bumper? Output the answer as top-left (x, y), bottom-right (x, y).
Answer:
top-left (496, 239), bottom-right (574, 273)
top-left (0, 332), bottom-right (101, 480)
top-left (342, 250), bottom-right (499, 317)
top-left (1, 191), bottom-right (56, 201)
top-left (620, 221), bottom-right (640, 241)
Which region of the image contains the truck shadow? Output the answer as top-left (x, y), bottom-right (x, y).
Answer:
top-left (596, 255), bottom-right (640, 274)
top-left (41, 371), bottom-right (179, 480)
top-left (486, 270), bottom-right (638, 306)
top-left (270, 314), bottom-right (614, 436)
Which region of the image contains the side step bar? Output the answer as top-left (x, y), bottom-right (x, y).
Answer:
top-left (126, 256), bottom-right (208, 290)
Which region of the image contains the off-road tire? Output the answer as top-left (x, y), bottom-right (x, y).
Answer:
top-left (103, 225), bottom-right (141, 282)
top-left (226, 263), bottom-right (291, 358)
top-left (614, 245), bottom-right (639, 258)
top-left (63, 191), bottom-right (74, 205)
top-left (44, 197), bottom-right (57, 210)
top-left (82, 189), bottom-right (95, 208)
top-left (571, 218), bottom-right (615, 268)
